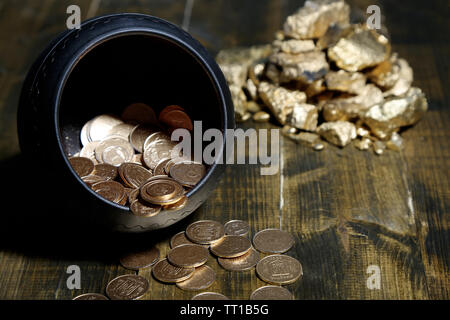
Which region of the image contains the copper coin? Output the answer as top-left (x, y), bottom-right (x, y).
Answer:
top-left (92, 163), bottom-right (118, 180)
top-left (91, 181), bottom-right (125, 203)
top-left (119, 162), bottom-right (153, 188)
top-left (69, 157), bottom-right (95, 177)
top-left (81, 174), bottom-right (105, 187)
top-left (185, 220), bottom-right (225, 245)
top-left (140, 178), bottom-right (184, 205)
top-left (250, 286), bottom-right (294, 300)
top-left (121, 103), bottom-right (157, 125)
top-left (73, 293), bottom-right (109, 300)
top-left (154, 158), bottom-right (171, 176)
top-left (119, 247), bottom-right (160, 270)
top-left (159, 109), bottom-right (193, 131)
top-left (162, 195), bottom-right (188, 211)
top-left (105, 274), bottom-right (149, 300)
top-left (256, 254), bottom-right (303, 285)
top-left (127, 188), bottom-right (140, 204)
top-left (224, 220), bottom-right (250, 236)
top-left (169, 162), bottom-right (206, 187)
top-left (253, 229), bottom-right (295, 253)
top-left (218, 247), bottom-right (260, 271)
top-left (170, 231), bottom-right (196, 248)
top-left (176, 265), bottom-right (216, 291)
top-left (158, 105), bottom-right (185, 122)
top-left (129, 124), bottom-right (160, 153)
top-left (130, 199), bottom-right (161, 217)
top-left (152, 259), bottom-right (195, 283)
top-left (191, 292), bottom-right (229, 300)
top-left (167, 244), bottom-right (209, 268)
top-left (210, 235), bottom-right (252, 258)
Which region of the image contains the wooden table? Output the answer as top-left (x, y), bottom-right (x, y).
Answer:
top-left (0, 0), bottom-right (448, 300)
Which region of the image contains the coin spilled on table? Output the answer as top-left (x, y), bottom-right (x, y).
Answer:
top-left (67, 103), bottom-right (207, 216)
top-left (216, 0), bottom-right (428, 154)
top-left (73, 219), bottom-right (301, 300)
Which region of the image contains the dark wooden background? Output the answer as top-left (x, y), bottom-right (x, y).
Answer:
top-left (0, 0), bottom-right (448, 300)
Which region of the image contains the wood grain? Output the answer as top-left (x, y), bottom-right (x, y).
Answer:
top-left (0, 0), bottom-right (448, 300)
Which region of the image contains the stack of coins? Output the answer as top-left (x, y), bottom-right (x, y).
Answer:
top-left (67, 103), bottom-right (206, 216)
top-left (73, 219), bottom-right (302, 300)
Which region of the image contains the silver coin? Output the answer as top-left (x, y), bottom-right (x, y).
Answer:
top-left (88, 114), bottom-right (123, 142)
top-left (94, 136), bottom-right (134, 163)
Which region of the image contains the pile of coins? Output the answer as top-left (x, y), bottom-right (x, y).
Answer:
top-left (73, 219), bottom-right (302, 300)
top-left (67, 103), bottom-right (206, 215)
top-left (217, 0), bottom-right (428, 155)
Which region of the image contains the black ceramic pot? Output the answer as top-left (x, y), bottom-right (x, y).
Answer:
top-left (17, 13), bottom-right (234, 232)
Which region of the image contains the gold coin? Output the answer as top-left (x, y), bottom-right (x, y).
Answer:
top-left (91, 181), bottom-right (126, 203)
top-left (140, 177), bottom-right (184, 205)
top-left (191, 292), bottom-right (229, 300)
top-left (152, 259), bottom-right (194, 283)
top-left (256, 254), bottom-right (303, 285)
top-left (121, 103), bottom-right (157, 125)
top-left (169, 161), bottom-right (206, 187)
top-left (224, 220), bottom-right (250, 236)
top-left (73, 293), bottom-right (108, 300)
top-left (176, 265), bottom-right (216, 291)
top-left (153, 158), bottom-right (171, 176)
top-left (162, 195), bottom-right (188, 211)
top-left (118, 162), bottom-right (153, 188)
top-left (210, 235), bottom-right (252, 258)
top-left (170, 231), bottom-right (196, 248)
top-left (69, 156), bottom-right (95, 177)
top-left (167, 244), bottom-right (209, 268)
top-left (129, 124), bottom-right (160, 153)
top-left (253, 228), bottom-right (295, 253)
top-left (250, 286), bottom-right (294, 300)
top-left (217, 247), bottom-right (260, 271)
top-left (127, 188), bottom-right (140, 204)
top-left (185, 220), bottom-right (225, 245)
top-left (105, 274), bottom-right (149, 300)
top-left (92, 163), bottom-right (118, 180)
top-left (119, 247), bottom-right (160, 270)
top-left (130, 199), bottom-right (161, 217)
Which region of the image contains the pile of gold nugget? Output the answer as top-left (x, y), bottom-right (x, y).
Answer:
top-left (68, 103), bottom-right (206, 216)
top-left (217, 0), bottom-right (428, 154)
top-left (73, 219), bottom-right (301, 300)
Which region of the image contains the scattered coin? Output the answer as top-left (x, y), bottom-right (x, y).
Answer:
top-left (91, 181), bottom-right (126, 204)
top-left (191, 292), bottom-right (229, 300)
top-left (143, 132), bottom-right (171, 152)
top-left (94, 136), bottom-right (134, 165)
top-left (92, 163), bottom-right (118, 181)
top-left (167, 244), bottom-right (210, 268)
top-left (158, 105), bottom-right (185, 122)
top-left (80, 120), bottom-right (92, 147)
top-left (217, 247), bottom-right (260, 271)
top-left (140, 177), bottom-right (185, 205)
top-left (176, 265), bottom-right (216, 291)
top-left (152, 259), bottom-right (195, 283)
top-left (79, 141), bottom-right (99, 163)
top-left (169, 162), bottom-right (206, 187)
top-left (81, 174), bottom-right (105, 187)
top-left (118, 162), bottom-right (153, 188)
top-left (170, 231), bottom-right (196, 248)
top-left (210, 235), bottom-right (252, 258)
top-left (154, 158), bottom-right (171, 176)
top-left (250, 286), bottom-right (294, 300)
top-left (185, 220), bottom-right (225, 245)
top-left (253, 228), bottom-right (295, 253)
top-left (159, 109), bottom-right (193, 131)
top-left (69, 157), bottom-right (94, 177)
top-left (73, 293), bottom-right (109, 300)
top-left (105, 274), bottom-right (149, 300)
top-left (119, 247), bottom-right (160, 270)
top-left (129, 124), bottom-right (160, 153)
top-left (143, 138), bottom-right (176, 170)
top-left (107, 122), bottom-right (135, 139)
top-left (256, 254), bottom-right (303, 285)
top-left (127, 188), bottom-right (140, 204)
top-left (224, 220), bottom-right (250, 236)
